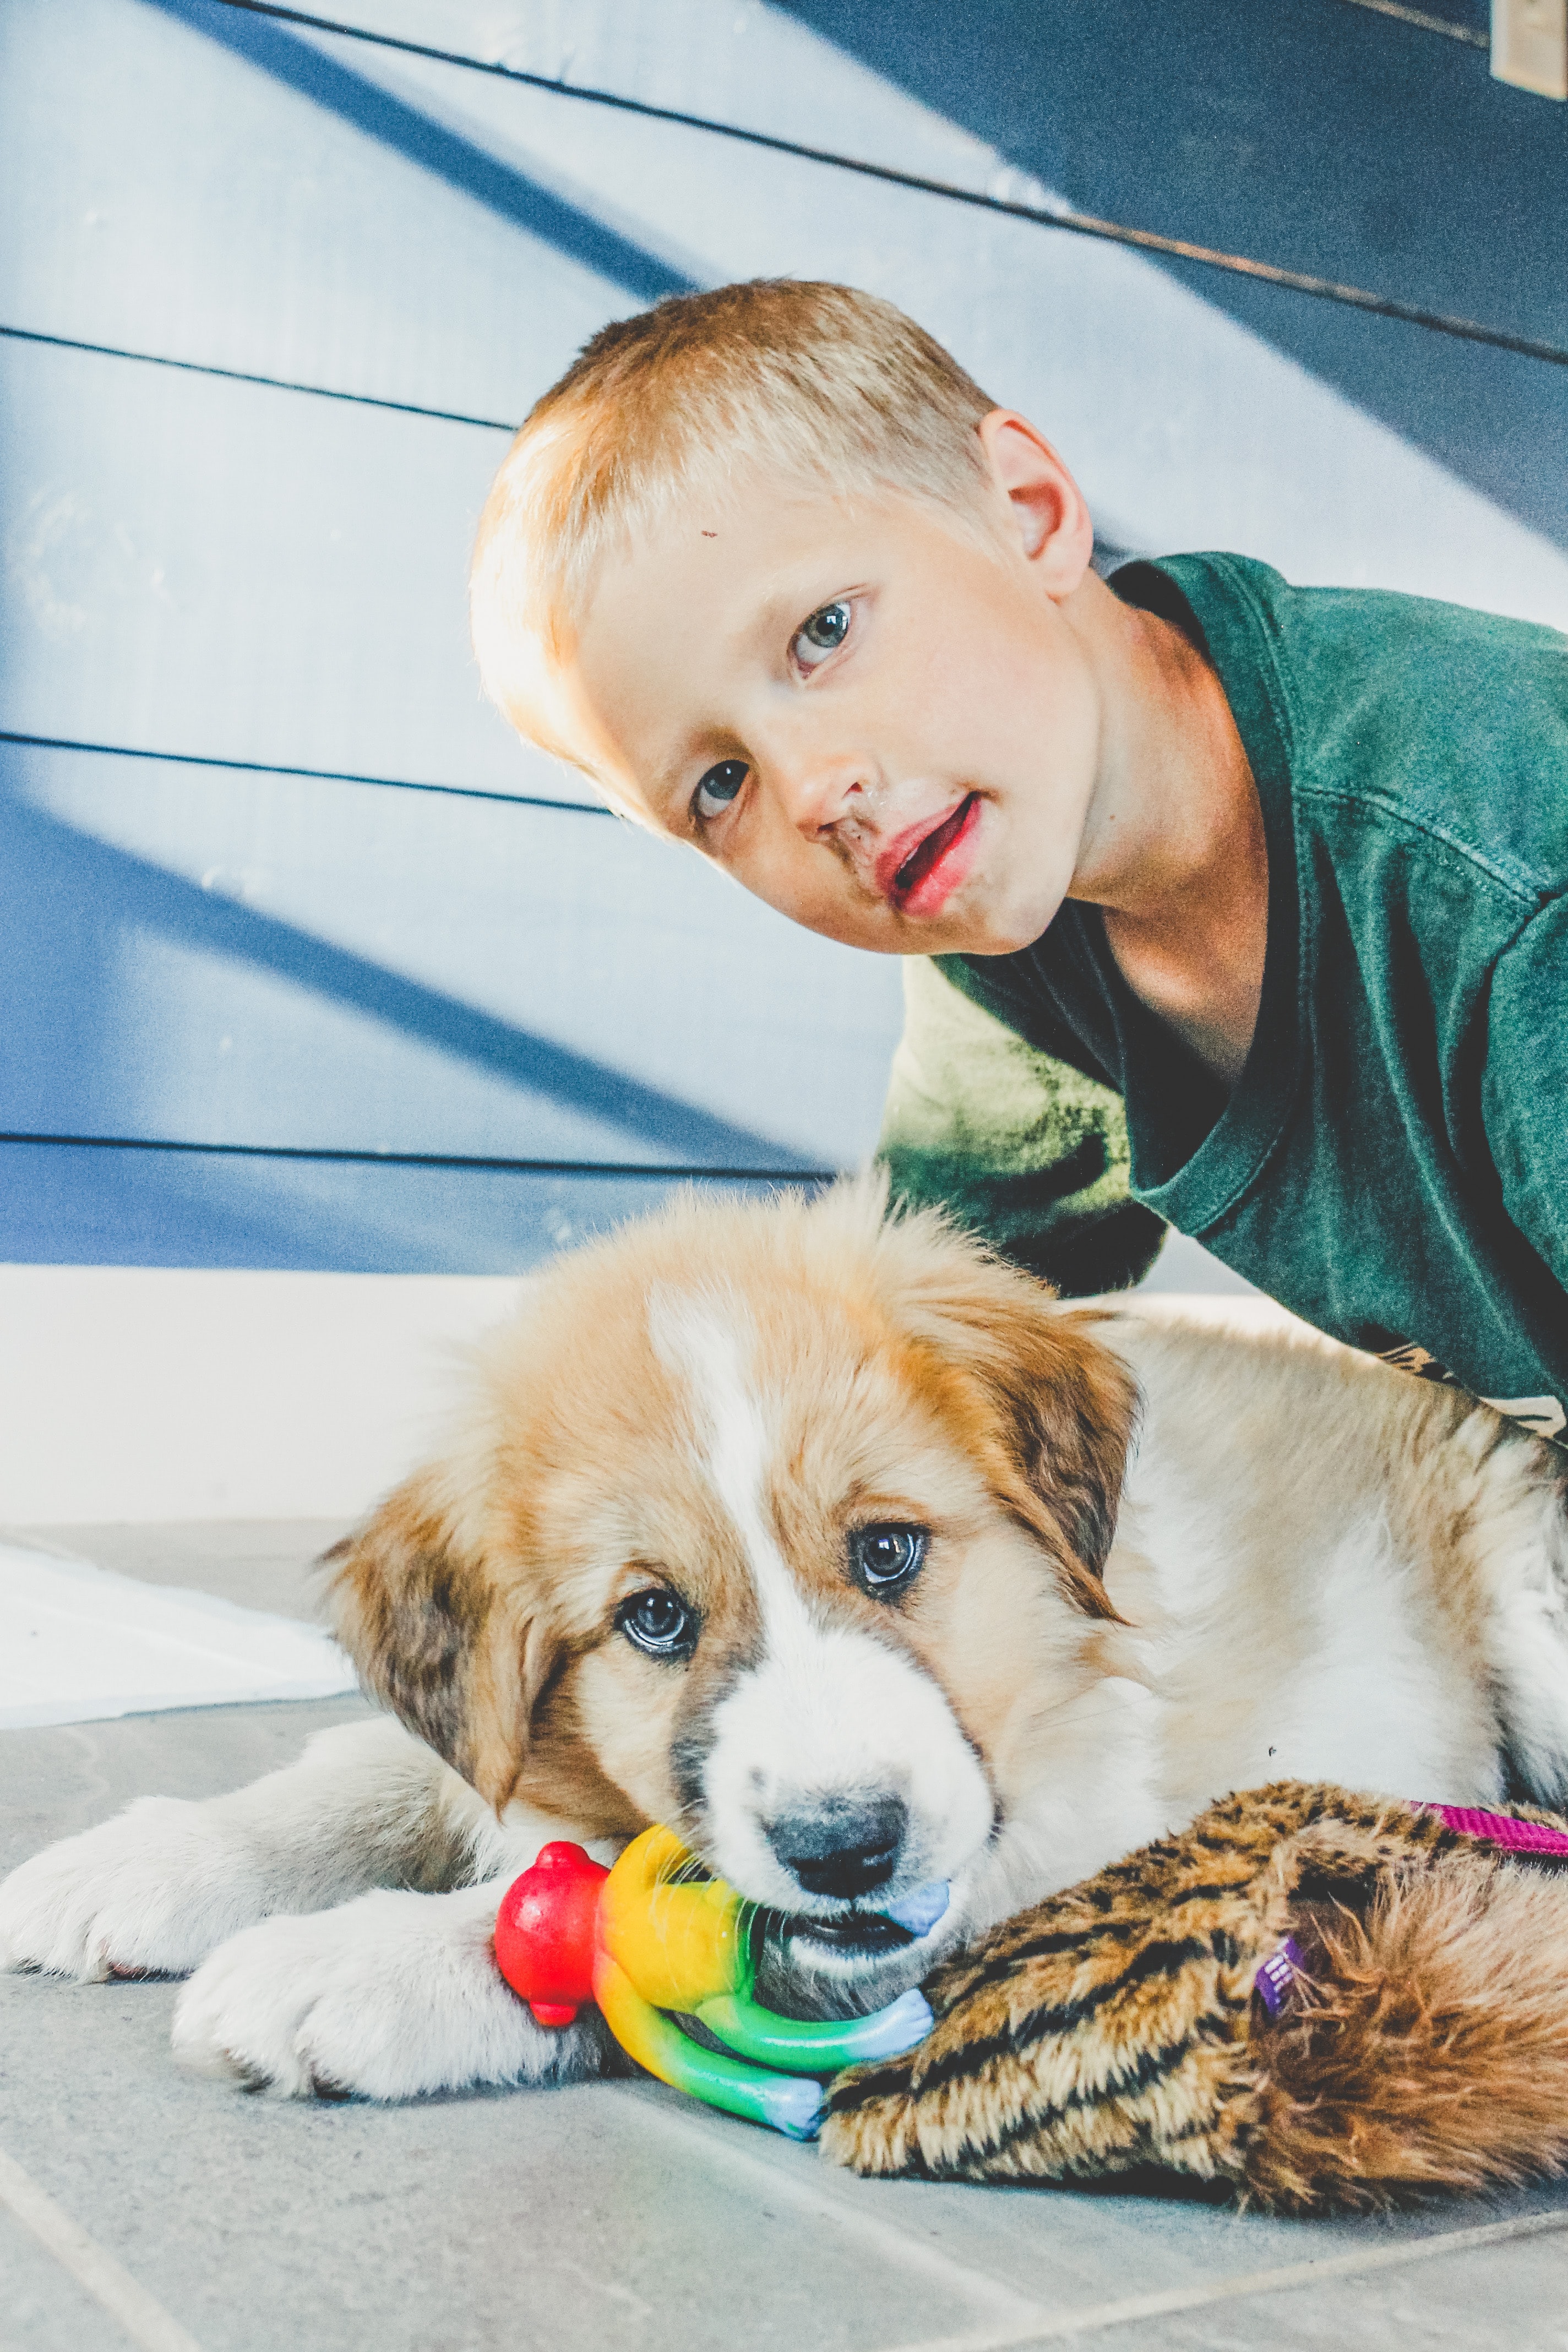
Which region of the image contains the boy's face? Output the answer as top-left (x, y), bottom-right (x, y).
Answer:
top-left (558, 429), bottom-right (1102, 957)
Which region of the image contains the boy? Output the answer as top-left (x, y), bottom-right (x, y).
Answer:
top-left (469, 280), bottom-right (1567, 1441)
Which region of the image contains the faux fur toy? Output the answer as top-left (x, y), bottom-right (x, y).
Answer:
top-left (822, 1781), bottom-right (1568, 2211)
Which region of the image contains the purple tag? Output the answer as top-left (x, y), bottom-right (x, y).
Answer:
top-left (1254, 1935), bottom-right (1304, 2015)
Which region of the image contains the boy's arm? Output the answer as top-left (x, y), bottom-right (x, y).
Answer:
top-left (876, 956), bottom-right (1166, 1296)
top-left (1484, 901), bottom-right (1568, 1290)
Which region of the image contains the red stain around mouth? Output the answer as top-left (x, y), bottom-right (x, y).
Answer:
top-left (889, 794), bottom-right (982, 920)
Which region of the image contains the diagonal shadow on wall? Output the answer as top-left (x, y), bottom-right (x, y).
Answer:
top-left (774, 0), bottom-right (1568, 553)
top-left (0, 788), bottom-right (818, 1170)
top-left (146, 0), bottom-right (698, 307)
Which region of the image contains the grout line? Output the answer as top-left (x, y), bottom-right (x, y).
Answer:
top-left (619, 2087), bottom-right (1049, 2331)
top-left (880, 2204), bottom-right (1568, 2350)
top-left (0, 2144), bottom-right (204, 2352)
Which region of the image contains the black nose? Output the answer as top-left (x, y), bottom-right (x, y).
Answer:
top-left (766, 1795), bottom-right (908, 1901)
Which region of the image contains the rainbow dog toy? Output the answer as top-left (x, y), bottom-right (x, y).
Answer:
top-left (494, 1828), bottom-right (937, 2139)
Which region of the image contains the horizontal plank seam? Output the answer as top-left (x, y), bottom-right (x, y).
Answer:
top-left (0, 323), bottom-right (517, 430)
top-left (0, 1131), bottom-right (836, 1180)
top-left (0, 726), bottom-right (608, 817)
top-left (200, 0), bottom-right (1568, 368)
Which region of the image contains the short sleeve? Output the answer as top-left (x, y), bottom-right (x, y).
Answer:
top-left (876, 957), bottom-right (1166, 1295)
top-left (1483, 896), bottom-right (1568, 1290)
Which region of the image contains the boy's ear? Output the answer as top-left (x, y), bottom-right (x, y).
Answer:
top-left (876, 1224), bottom-right (1138, 1614)
top-left (323, 1477), bottom-right (554, 1810)
top-left (977, 410), bottom-right (1095, 594)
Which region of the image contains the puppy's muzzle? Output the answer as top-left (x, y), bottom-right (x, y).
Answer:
top-left (765, 1793), bottom-right (907, 1902)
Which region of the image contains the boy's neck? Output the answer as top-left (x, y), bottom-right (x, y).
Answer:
top-left (1068, 576), bottom-right (1268, 1090)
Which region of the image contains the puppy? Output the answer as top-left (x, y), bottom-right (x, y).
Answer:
top-left (4, 1180), bottom-right (1566, 2103)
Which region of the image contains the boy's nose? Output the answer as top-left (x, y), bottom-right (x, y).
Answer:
top-left (777, 752), bottom-right (873, 839)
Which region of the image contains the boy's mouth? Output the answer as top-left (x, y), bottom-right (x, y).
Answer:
top-left (883, 794), bottom-right (982, 919)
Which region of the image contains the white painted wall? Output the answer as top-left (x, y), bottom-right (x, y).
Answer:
top-left (0, 1234), bottom-right (1257, 1525)
top-left (0, 1262), bottom-right (521, 1522)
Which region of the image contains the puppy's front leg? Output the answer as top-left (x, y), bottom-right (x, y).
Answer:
top-left (0, 1716), bottom-right (522, 1983)
top-left (171, 1880), bottom-right (613, 2100)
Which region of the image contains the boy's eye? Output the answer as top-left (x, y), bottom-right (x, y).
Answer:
top-left (693, 760), bottom-right (748, 822)
top-left (792, 600), bottom-right (852, 671)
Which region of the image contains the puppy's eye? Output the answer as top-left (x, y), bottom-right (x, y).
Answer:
top-left (792, 600), bottom-right (851, 672)
top-left (616, 1587), bottom-right (697, 1659)
top-left (693, 761), bottom-right (748, 823)
top-left (848, 1525), bottom-right (928, 1596)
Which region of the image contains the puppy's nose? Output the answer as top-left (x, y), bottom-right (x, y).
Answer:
top-left (766, 1795), bottom-right (907, 1901)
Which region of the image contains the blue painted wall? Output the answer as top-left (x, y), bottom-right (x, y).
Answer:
top-left (1, 0), bottom-right (1563, 1272)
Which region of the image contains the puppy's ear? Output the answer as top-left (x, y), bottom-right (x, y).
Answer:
top-left (963, 1297), bottom-right (1139, 1607)
top-left (323, 1477), bottom-right (552, 1810)
top-left (875, 1223), bottom-right (1139, 1614)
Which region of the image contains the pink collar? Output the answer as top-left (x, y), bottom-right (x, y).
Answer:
top-left (1415, 1801), bottom-right (1568, 1855)
top-left (1255, 1800), bottom-right (1568, 2012)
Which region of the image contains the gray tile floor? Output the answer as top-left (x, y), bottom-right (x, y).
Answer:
top-left (4, 1527), bottom-right (1568, 2351)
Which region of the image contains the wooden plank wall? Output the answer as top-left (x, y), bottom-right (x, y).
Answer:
top-left (1, 0), bottom-right (1562, 1272)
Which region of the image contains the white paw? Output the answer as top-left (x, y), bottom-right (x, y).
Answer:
top-left (0, 1801), bottom-right (275, 1981)
top-left (171, 1885), bottom-right (611, 2100)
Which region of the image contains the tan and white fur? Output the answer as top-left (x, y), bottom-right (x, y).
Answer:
top-left (4, 1181), bottom-right (1565, 2103)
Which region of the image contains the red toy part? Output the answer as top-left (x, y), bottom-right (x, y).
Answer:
top-left (493, 1841), bottom-right (609, 2026)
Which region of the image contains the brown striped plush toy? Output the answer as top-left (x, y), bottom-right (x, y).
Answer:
top-left (822, 1781), bottom-right (1568, 2211)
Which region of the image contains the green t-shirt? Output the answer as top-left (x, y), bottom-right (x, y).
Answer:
top-left (878, 553), bottom-right (1568, 1440)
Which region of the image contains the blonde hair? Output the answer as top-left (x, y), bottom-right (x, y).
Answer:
top-left (468, 280), bottom-right (998, 774)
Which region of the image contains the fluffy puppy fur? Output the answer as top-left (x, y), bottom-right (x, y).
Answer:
top-left (2, 1180), bottom-right (1566, 2110)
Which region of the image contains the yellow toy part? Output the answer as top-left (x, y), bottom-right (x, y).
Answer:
top-left (593, 1825), bottom-right (935, 2140)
